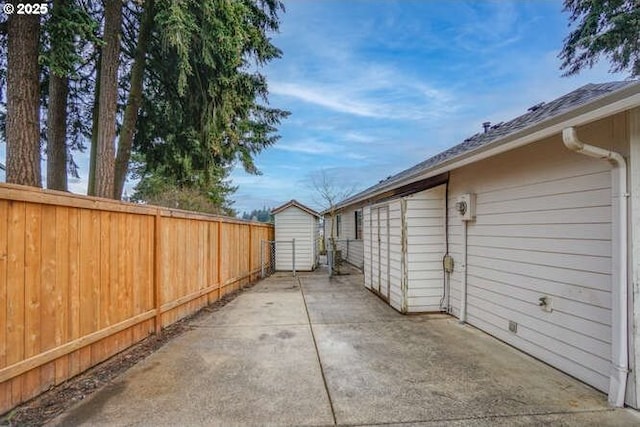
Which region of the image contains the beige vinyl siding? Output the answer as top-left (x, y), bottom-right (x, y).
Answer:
top-left (447, 116), bottom-right (628, 393)
top-left (405, 185), bottom-right (446, 312)
top-left (274, 206), bottom-right (316, 271)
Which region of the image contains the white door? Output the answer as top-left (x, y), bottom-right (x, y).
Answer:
top-left (378, 206), bottom-right (390, 301)
top-left (369, 206), bottom-right (390, 301)
top-left (363, 207), bottom-right (372, 289)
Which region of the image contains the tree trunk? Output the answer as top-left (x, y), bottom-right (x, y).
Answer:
top-left (87, 52), bottom-right (101, 196)
top-left (46, 0), bottom-right (71, 191)
top-left (47, 73), bottom-right (69, 191)
top-left (94, 0), bottom-right (122, 199)
top-left (6, 2), bottom-right (41, 187)
top-left (114, 0), bottom-right (155, 199)
top-left (329, 208), bottom-right (341, 274)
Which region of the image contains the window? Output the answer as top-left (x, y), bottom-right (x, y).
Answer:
top-left (355, 210), bottom-right (363, 240)
top-left (336, 214), bottom-right (341, 237)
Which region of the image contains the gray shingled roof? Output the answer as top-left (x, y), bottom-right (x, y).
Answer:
top-left (334, 80), bottom-right (640, 210)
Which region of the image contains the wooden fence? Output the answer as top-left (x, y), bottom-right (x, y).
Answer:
top-left (0, 183), bottom-right (273, 414)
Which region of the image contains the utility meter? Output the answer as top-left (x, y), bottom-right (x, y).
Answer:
top-left (456, 193), bottom-right (476, 221)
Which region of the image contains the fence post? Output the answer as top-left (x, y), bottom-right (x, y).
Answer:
top-left (292, 238), bottom-right (296, 277)
top-left (260, 239), bottom-right (264, 279)
top-left (217, 220), bottom-right (222, 300)
top-left (248, 224), bottom-right (253, 283)
top-left (153, 210), bottom-right (162, 333)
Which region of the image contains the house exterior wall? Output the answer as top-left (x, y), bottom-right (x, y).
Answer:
top-left (630, 107), bottom-right (640, 408)
top-left (274, 206), bottom-right (317, 271)
top-left (339, 104), bottom-right (640, 405)
top-left (405, 185), bottom-right (447, 312)
top-left (446, 113), bottom-right (629, 395)
top-left (325, 207), bottom-right (365, 269)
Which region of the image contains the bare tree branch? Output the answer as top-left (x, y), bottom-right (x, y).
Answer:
top-left (309, 169), bottom-right (356, 274)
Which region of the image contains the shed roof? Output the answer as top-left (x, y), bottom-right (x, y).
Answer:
top-left (333, 80), bottom-right (640, 212)
top-left (272, 199), bottom-right (321, 218)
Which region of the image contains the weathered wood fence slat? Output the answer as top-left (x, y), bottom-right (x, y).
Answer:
top-left (0, 183), bottom-right (273, 413)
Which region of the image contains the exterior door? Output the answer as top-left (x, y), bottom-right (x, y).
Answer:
top-left (378, 206), bottom-right (390, 301)
top-left (369, 206), bottom-right (390, 301)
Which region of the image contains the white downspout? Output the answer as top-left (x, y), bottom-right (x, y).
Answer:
top-left (562, 127), bottom-right (629, 407)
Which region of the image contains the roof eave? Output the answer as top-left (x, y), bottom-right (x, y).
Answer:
top-left (334, 85), bottom-right (640, 211)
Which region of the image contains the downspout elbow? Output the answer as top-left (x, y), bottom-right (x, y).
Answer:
top-left (563, 127), bottom-right (624, 164)
top-left (562, 127), bottom-right (585, 152)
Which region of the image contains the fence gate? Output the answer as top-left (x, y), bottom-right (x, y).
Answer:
top-left (261, 239), bottom-right (296, 278)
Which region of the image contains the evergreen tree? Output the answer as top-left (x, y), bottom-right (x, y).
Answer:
top-left (560, 0), bottom-right (640, 77)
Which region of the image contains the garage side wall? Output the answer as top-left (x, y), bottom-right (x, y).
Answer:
top-left (448, 115), bottom-right (628, 393)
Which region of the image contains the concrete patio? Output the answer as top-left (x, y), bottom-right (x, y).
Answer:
top-left (52, 267), bottom-right (640, 426)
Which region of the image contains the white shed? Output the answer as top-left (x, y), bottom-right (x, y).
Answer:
top-left (272, 200), bottom-right (320, 271)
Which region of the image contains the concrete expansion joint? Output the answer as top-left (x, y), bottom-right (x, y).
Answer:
top-left (340, 408), bottom-right (621, 426)
top-left (190, 322), bottom-right (309, 329)
top-left (298, 275), bottom-right (338, 426)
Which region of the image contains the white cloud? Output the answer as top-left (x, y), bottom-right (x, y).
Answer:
top-left (271, 82), bottom-right (385, 118)
top-left (271, 77), bottom-right (457, 122)
top-left (274, 139), bottom-right (339, 155)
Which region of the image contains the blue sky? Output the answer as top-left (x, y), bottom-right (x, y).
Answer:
top-left (0, 1), bottom-right (627, 214)
top-left (230, 0), bottom-right (627, 214)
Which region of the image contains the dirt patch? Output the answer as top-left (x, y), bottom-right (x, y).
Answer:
top-left (0, 284), bottom-right (256, 427)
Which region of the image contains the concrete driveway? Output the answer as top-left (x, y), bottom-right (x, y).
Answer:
top-left (53, 268), bottom-right (640, 426)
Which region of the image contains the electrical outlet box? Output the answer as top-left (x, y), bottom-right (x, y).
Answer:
top-left (508, 320), bottom-right (518, 333)
top-left (455, 193), bottom-right (476, 221)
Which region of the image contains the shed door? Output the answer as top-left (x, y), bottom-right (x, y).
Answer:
top-left (370, 206), bottom-right (390, 301)
top-left (378, 206), bottom-right (390, 301)
top-left (363, 207), bottom-right (372, 290)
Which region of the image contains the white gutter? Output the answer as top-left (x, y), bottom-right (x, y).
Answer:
top-left (562, 127), bottom-right (629, 407)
